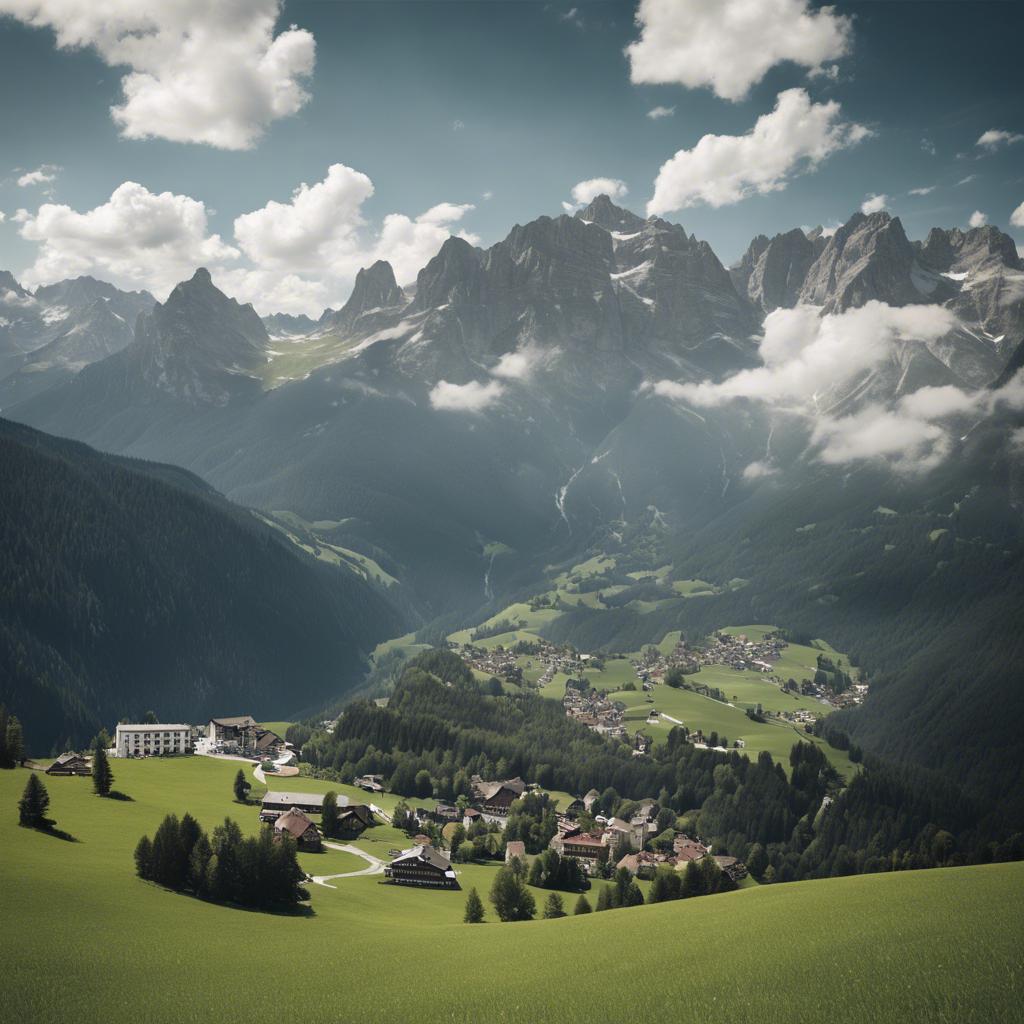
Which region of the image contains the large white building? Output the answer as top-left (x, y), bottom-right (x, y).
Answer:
top-left (115, 723), bottom-right (192, 758)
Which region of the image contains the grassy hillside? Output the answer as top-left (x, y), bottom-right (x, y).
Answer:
top-left (1, 758), bottom-right (1020, 1023)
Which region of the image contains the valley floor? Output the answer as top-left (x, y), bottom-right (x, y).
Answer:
top-left (1, 757), bottom-right (1021, 1024)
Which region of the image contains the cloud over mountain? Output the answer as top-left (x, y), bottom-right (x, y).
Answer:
top-left (648, 89), bottom-right (870, 214)
top-left (0, 0), bottom-right (315, 149)
top-left (15, 181), bottom-right (239, 293)
top-left (626, 0), bottom-right (851, 101)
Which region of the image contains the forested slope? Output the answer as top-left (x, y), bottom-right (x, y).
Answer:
top-left (0, 418), bottom-right (406, 751)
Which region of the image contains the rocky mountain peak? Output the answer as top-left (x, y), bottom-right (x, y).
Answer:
top-left (744, 227), bottom-right (818, 312)
top-left (574, 194), bottom-right (646, 233)
top-left (412, 236), bottom-right (482, 311)
top-left (798, 210), bottom-right (942, 311)
top-left (324, 260), bottom-right (406, 331)
top-left (0, 270), bottom-right (29, 297)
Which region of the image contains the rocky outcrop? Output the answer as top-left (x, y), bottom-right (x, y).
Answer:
top-left (745, 228), bottom-right (821, 312)
top-left (321, 260), bottom-right (406, 333)
top-left (798, 212), bottom-right (948, 311)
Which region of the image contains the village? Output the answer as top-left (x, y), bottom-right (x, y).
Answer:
top-left (32, 708), bottom-right (746, 897)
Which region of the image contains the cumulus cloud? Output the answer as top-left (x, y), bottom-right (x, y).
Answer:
top-left (429, 379), bottom-right (505, 412)
top-left (1011, 201), bottom-right (1024, 229)
top-left (968, 210), bottom-right (988, 228)
top-left (13, 165), bottom-right (477, 313)
top-left (0, 0), bottom-right (315, 150)
top-left (567, 177), bottom-right (629, 210)
top-left (625, 0), bottom-right (851, 101)
top-left (491, 343), bottom-right (547, 381)
top-left (653, 300), bottom-right (1024, 473)
top-left (648, 89), bottom-right (869, 214)
top-left (861, 194), bottom-right (888, 214)
top-left (742, 460), bottom-right (777, 480)
top-left (908, 186), bottom-right (935, 196)
top-left (646, 105), bottom-right (675, 120)
top-left (654, 302), bottom-right (958, 409)
top-left (976, 129), bottom-right (1023, 151)
top-left (16, 164), bottom-right (60, 188)
top-left (15, 181), bottom-right (238, 294)
top-left (225, 165), bottom-right (476, 312)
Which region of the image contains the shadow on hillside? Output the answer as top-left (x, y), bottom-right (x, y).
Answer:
top-left (105, 790), bottom-right (134, 801)
top-left (22, 821), bottom-right (78, 842)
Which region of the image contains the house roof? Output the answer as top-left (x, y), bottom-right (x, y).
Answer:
top-left (339, 804), bottom-right (374, 827)
top-left (115, 723), bottom-right (189, 733)
top-left (274, 808), bottom-right (320, 839)
top-left (255, 730), bottom-right (282, 750)
top-left (562, 832), bottom-right (606, 848)
top-left (391, 845), bottom-right (453, 871)
top-left (505, 841), bottom-right (526, 858)
top-left (262, 791), bottom-right (325, 808)
top-left (50, 752), bottom-right (89, 766)
top-left (210, 716), bottom-right (258, 728)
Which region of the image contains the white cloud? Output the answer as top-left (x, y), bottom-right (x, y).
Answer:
top-left (921, 138), bottom-right (936, 156)
top-left (646, 105), bottom-right (675, 120)
top-left (16, 164), bottom-right (60, 188)
top-left (451, 120), bottom-right (466, 131)
top-left (908, 186), bottom-right (935, 197)
top-left (625, 0), bottom-right (851, 102)
top-left (0, 211), bottom-right (5, 224)
top-left (570, 178), bottom-right (629, 206)
top-left (491, 343), bottom-right (547, 381)
top-left (226, 165), bottom-right (476, 312)
top-left (653, 300), bottom-right (1024, 473)
top-left (861, 193), bottom-right (888, 215)
top-left (429, 379), bottom-right (505, 412)
top-left (742, 460), bottom-right (777, 480)
top-left (956, 174), bottom-right (978, 187)
top-left (976, 129), bottom-right (1023, 151)
top-left (1011, 201), bottom-right (1024, 229)
top-left (648, 88), bottom-right (870, 214)
top-left (15, 181), bottom-right (238, 294)
top-left (653, 302), bottom-right (958, 408)
top-left (0, 0), bottom-right (315, 150)
top-left (968, 210), bottom-right (988, 229)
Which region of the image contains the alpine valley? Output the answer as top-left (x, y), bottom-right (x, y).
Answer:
top-left (3, 195), bottom-right (1024, 828)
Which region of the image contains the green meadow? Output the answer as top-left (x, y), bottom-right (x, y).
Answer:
top-left (1, 758), bottom-right (1021, 1024)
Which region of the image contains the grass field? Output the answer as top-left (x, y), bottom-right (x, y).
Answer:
top-left (1, 758), bottom-right (1021, 1024)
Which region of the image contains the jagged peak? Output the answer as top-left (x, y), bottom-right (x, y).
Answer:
top-left (574, 194), bottom-right (645, 233)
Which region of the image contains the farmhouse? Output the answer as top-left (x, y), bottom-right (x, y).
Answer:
top-left (713, 855), bottom-right (749, 882)
top-left (336, 804), bottom-right (375, 837)
top-left (254, 729), bottom-right (285, 756)
top-left (260, 791), bottom-right (327, 819)
top-left (355, 773), bottom-right (384, 793)
top-left (674, 835), bottom-right (710, 862)
top-left (470, 775), bottom-right (526, 815)
top-left (273, 808), bottom-right (322, 851)
top-left (46, 752), bottom-right (91, 776)
top-left (115, 723), bottom-right (192, 758)
top-left (384, 845), bottom-right (460, 889)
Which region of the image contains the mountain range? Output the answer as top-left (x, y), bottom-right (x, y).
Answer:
top-left (3, 196), bottom-right (1023, 809)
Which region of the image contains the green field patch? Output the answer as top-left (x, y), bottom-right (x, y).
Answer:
top-left (1, 760), bottom-right (1021, 1023)
top-left (671, 578), bottom-right (717, 597)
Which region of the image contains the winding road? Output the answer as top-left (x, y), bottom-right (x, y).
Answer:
top-left (311, 843), bottom-right (386, 887)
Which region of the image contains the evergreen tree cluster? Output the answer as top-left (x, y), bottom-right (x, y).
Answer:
top-left (134, 814), bottom-right (309, 909)
top-left (298, 652), bottom-right (1023, 882)
top-left (0, 704), bottom-right (25, 768)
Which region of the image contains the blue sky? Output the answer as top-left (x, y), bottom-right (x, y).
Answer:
top-left (0, 0), bottom-right (1021, 314)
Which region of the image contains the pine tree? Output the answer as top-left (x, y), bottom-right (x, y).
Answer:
top-left (134, 835), bottom-right (154, 879)
top-left (489, 866), bottom-right (536, 921)
top-left (542, 892), bottom-right (566, 919)
top-left (463, 886), bottom-right (485, 923)
top-left (573, 893), bottom-right (592, 915)
top-left (322, 791), bottom-right (339, 838)
top-left (18, 773), bottom-right (50, 828)
top-left (233, 768), bottom-right (251, 804)
top-left (0, 705), bottom-right (10, 768)
top-left (92, 741), bottom-right (113, 796)
top-left (5, 717), bottom-right (24, 766)
top-left (595, 885), bottom-right (611, 912)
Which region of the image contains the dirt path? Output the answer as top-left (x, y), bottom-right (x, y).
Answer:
top-left (311, 843), bottom-right (386, 887)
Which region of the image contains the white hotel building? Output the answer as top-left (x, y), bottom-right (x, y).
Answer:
top-left (115, 723), bottom-right (192, 758)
